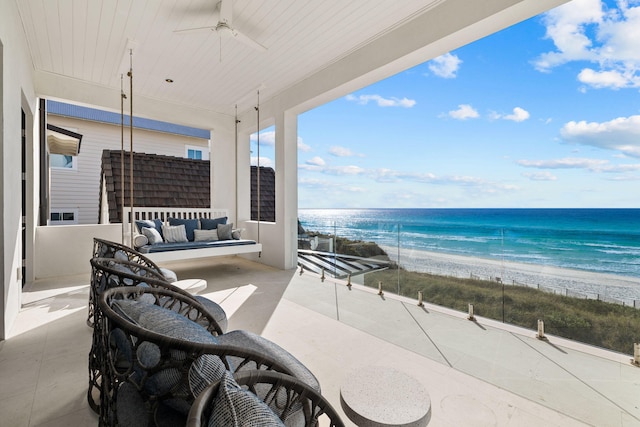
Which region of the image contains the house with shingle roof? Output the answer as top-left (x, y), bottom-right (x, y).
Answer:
top-left (46, 102), bottom-right (210, 225)
top-left (100, 149), bottom-right (276, 224)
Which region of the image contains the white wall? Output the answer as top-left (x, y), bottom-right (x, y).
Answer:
top-left (48, 116), bottom-right (209, 225)
top-left (34, 224), bottom-right (121, 279)
top-left (0, 0), bottom-right (38, 339)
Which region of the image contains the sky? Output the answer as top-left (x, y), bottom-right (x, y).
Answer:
top-left (254, 0), bottom-right (640, 209)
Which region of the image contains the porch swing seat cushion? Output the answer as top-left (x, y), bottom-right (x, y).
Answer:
top-left (137, 239), bottom-right (258, 254)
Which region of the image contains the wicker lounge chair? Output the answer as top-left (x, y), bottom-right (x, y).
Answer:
top-left (89, 238), bottom-right (178, 327)
top-left (96, 286), bottom-right (320, 426)
top-left (87, 257), bottom-right (228, 414)
top-left (187, 370), bottom-right (345, 427)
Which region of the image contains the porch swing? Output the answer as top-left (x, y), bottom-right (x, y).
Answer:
top-left (118, 51), bottom-right (262, 263)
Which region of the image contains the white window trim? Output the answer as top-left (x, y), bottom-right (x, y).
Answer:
top-left (49, 208), bottom-right (79, 225)
top-left (185, 144), bottom-right (209, 160)
top-left (50, 125), bottom-right (80, 170)
top-left (50, 154), bottom-right (78, 170)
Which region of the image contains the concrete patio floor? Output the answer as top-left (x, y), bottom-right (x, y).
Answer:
top-left (1, 256), bottom-right (638, 426)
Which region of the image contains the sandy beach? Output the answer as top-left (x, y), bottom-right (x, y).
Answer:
top-left (380, 245), bottom-right (640, 305)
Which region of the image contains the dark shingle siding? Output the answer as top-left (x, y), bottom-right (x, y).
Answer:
top-left (101, 150), bottom-right (210, 223)
top-left (251, 166), bottom-right (276, 222)
top-left (101, 151), bottom-right (276, 223)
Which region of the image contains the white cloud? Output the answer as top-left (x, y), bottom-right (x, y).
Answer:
top-left (329, 146), bottom-right (355, 157)
top-left (299, 161), bottom-right (518, 195)
top-left (250, 156), bottom-right (273, 167)
top-left (533, 0), bottom-right (602, 71)
top-left (251, 132), bottom-right (309, 151)
top-left (491, 107), bottom-right (531, 122)
top-left (448, 104), bottom-right (479, 120)
top-left (504, 107), bottom-right (531, 122)
top-left (306, 156), bottom-right (325, 166)
top-left (298, 138), bottom-right (311, 152)
top-left (333, 165), bottom-right (365, 175)
top-left (523, 171), bottom-right (558, 181)
top-left (560, 115), bottom-right (640, 157)
top-left (428, 53), bottom-right (462, 78)
top-left (599, 163), bottom-right (640, 173)
top-left (577, 68), bottom-right (635, 89)
top-left (250, 130), bottom-right (275, 146)
top-left (517, 156), bottom-right (640, 175)
top-left (534, 0), bottom-right (640, 89)
top-left (299, 161), bottom-right (364, 175)
top-left (517, 157), bottom-right (609, 170)
top-left (346, 94), bottom-right (416, 108)
top-left (372, 168), bottom-right (516, 193)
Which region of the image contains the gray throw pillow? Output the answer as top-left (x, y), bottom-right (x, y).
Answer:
top-left (162, 224), bottom-right (188, 243)
top-left (217, 223), bottom-right (233, 240)
top-left (194, 229), bottom-right (219, 242)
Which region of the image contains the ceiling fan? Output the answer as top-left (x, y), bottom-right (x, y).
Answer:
top-left (174, 0), bottom-right (267, 52)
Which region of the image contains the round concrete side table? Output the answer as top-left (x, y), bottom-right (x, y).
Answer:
top-left (340, 366), bottom-right (431, 427)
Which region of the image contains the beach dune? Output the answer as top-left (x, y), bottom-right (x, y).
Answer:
top-left (381, 245), bottom-right (640, 305)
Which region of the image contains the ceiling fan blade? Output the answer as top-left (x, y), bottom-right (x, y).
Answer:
top-left (174, 26), bottom-right (216, 35)
top-left (231, 29), bottom-right (268, 52)
top-left (219, 0), bottom-right (233, 25)
top-left (176, 0), bottom-right (266, 52)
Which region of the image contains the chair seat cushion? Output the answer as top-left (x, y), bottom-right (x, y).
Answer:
top-left (194, 296), bottom-right (228, 333)
top-left (159, 267), bottom-right (178, 282)
top-left (217, 330), bottom-right (320, 392)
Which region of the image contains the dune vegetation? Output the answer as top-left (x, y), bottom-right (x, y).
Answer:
top-left (364, 267), bottom-right (640, 355)
top-left (305, 232), bottom-right (640, 355)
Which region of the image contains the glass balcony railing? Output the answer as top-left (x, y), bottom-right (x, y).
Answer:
top-left (283, 269), bottom-right (640, 427)
top-left (297, 220), bottom-right (640, 356)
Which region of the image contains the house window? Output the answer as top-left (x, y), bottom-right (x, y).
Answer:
top-left (50, 153), bottom-right (78, 170)
top-left (185, 145), bottom-right (208, 160)
top-left (187, 148), bottom-right (202, 159)
top-left (49, 209), bottom-right (78, 225)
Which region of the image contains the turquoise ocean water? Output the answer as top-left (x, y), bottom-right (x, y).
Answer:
top-left (298, 208), bottom-right (640, 279)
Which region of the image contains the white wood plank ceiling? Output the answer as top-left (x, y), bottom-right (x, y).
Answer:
top-left (16, 0), bottom-right (567, 125)
top-left (17, 0), bottom-right (443, 117)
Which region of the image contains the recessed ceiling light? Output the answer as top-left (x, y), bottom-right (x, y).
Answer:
top-left (165, 78), bottom-right (174, 83)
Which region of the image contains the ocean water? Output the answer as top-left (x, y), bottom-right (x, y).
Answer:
top-left (298, 208), bottom-right (640, 279)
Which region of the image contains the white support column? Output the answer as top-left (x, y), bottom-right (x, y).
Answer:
top-left (275, 110), bottom-right (298, 270)
top-left (210, 119), bottom-right (237, 222)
